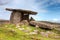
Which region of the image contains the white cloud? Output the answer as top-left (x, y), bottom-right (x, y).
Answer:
top-left (53, 19), bottom-right (59, 21)
top-left (0, 0), bottom-right (11, 5)
top-left (50, 18), bottom-right (60, 23)
top-left (0, 0), bottom-right (48, 12)
top-left (36, 0), bottom-right (60, 8)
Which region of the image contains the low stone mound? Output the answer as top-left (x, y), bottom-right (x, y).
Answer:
top-left (21, 20), bottom-right (29, 25)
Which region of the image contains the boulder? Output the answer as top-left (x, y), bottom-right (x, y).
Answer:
top-left (30, 17), bottom-right (35, 21)
top-left (29, 21), bottom-right (54, 29)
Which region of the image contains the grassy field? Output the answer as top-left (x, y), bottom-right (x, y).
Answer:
top-left (0, 24), bottom-right (60, 40)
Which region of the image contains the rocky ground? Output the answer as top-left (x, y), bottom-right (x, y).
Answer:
top-left (0, 24), bottom-right (60, 40)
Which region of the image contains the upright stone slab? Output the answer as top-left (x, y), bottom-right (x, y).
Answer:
top-left (10, 11), bottom-right (21, 24)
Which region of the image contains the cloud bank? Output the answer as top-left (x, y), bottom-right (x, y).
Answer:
top-left (35, 0), bottom-right (60, 10)
top-left (0, 0), bottom-right (60, 22)
top-left (0, 0), bottom-right (11, 5)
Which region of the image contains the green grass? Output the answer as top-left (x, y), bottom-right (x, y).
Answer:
top-left (0, 24), bottom-right (60, 40)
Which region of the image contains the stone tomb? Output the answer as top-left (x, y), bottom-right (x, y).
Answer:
top-left (6, 8), bottom-right (37, 24)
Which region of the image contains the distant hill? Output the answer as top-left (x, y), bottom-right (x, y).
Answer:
top-left (39, 21), bottom-right (60, 25)
top-left (0, 19), bottom-right (9, 24)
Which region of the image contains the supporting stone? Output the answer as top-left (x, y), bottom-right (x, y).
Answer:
top-left (10, 11), bottom-right (21, 24)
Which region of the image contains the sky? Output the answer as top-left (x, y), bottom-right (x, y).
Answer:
top-left (0, 0), bottom-right (60, 22)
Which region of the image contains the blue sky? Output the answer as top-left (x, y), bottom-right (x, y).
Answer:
top-left (0, 0), bottom-right (60, 22)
